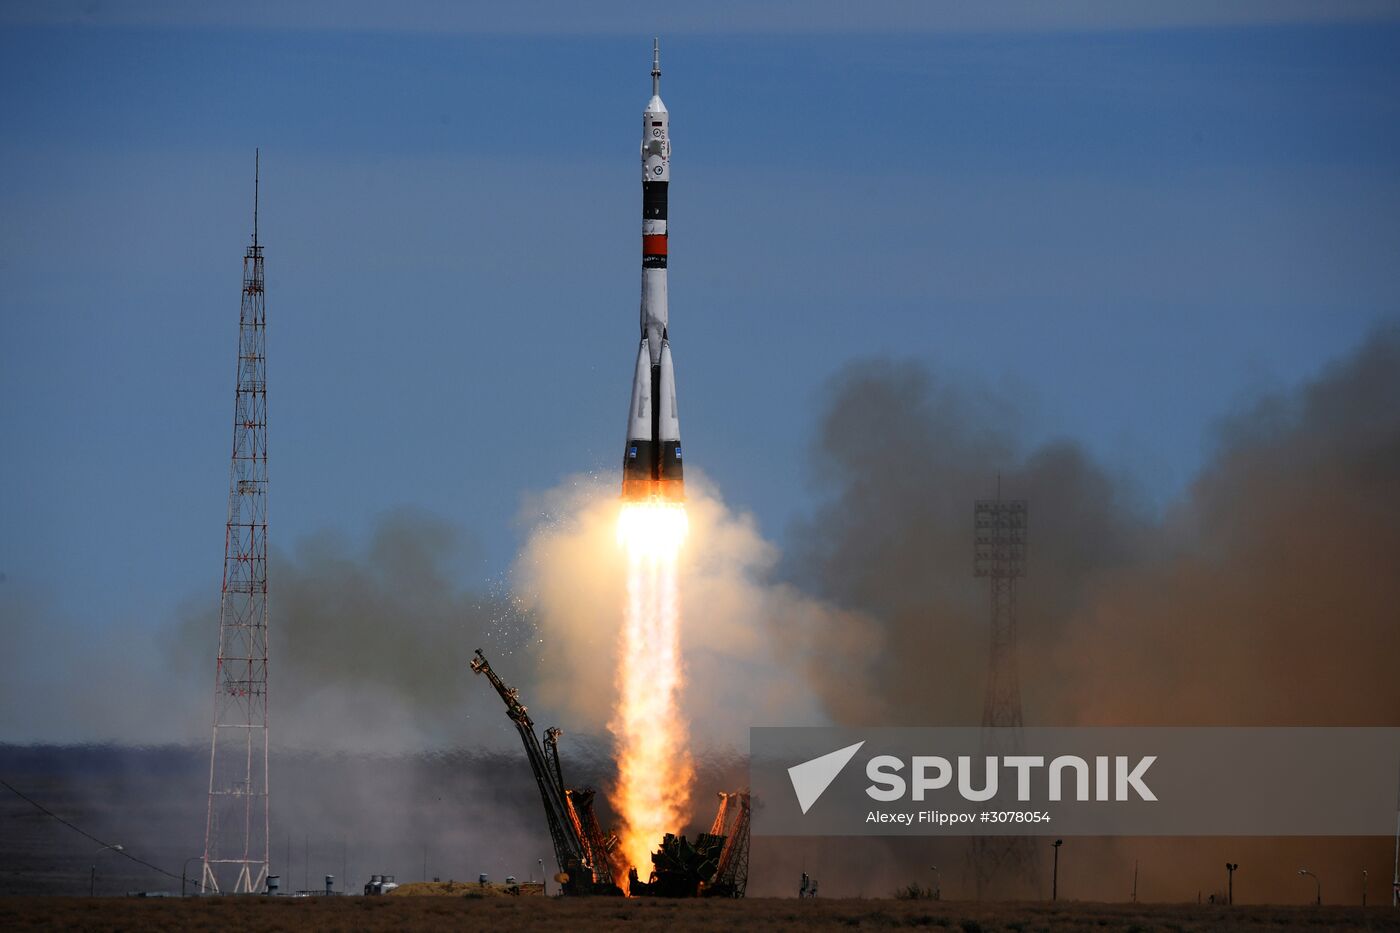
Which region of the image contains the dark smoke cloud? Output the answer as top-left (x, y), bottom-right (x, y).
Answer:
top-left (168, 507), bottom-right (537, 752)
top-left (772, 324), bottom-right (1400, 900)
top-left (1, 508), bottom-right (539, 751)
top-left (785, 359), bottom-right (1151, 726)
top-left (785, 327), bottom-right (1400, 727)
top-left (1051, 328), bottom-right (1400, 725)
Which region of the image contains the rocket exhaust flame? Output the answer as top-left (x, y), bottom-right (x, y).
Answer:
top-left (611, 500), bottom-right (693, 878)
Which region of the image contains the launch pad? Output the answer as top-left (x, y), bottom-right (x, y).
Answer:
top-left (470, 649), bottom-right (749, 899)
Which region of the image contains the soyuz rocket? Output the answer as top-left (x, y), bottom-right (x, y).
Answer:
top-left (621, 40), bottom-right (684, 502)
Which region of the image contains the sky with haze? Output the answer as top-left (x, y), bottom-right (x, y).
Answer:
top-left (1, 2), bottom-right (1399, 727)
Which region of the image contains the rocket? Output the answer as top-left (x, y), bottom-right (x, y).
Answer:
top-left (622, 39), bottom-right (684, 502)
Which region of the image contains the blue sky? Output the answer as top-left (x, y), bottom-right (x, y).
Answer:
top-left (2, 5), bottom-right (1398, 634)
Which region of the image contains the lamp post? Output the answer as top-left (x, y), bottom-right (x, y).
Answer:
top-left (182, 856), bottom-right (203, 897)
top-left (929, 865), bottom-right (940, 901)
top-left (1298, 868), bottom-right (1321, 905)
top-left (1225, 863), bottom-right (1238, 905)
top-left (1361, 869), bottom-right (1367, 907)
top-left (89, 843), bottom-right (123, 896)
top-left (1052, 840), bottom-right (1063, 901)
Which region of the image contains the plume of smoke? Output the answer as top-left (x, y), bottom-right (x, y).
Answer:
top-left (512, 472), bottom-right (842, 753)
top-left (789, 329), bottom-right (1400, 728)
top-left (2, 508), bottom-right (536, 752)
top-left (258, 509), bottom-right (519, 750)
top-left (776, 325), bottom-right (1400, 899)
top-left (788, 359), bottom-right (1150, 726)
top-left (262, 508), bottom-right (538, 752)
top-left (1048, 327), bottom-right (1400, 725)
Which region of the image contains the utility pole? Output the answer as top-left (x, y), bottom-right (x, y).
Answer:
top-left (182, 855), bottom-right (202, 897)
top-left (1132, 859), bottom-right (1138, 903)
top-left (1299, 868), bottom-right (1321, 905)
top-left (90, 844), bottom-right (122, 897)
top-left (1226, 863), bottom-right (1238, 905)
top-left (202, 150), bottom-right (271, 895)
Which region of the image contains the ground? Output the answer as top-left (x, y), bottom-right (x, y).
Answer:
top-left (1, 897), bottom-right (1397, 932)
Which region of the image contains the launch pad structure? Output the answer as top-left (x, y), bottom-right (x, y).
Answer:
top-left (470, 649), bottom-right (749, 898)
top-left (471, 650), bottom-right (622, 896)
top-left (627, 791), bottom-right (750, 898)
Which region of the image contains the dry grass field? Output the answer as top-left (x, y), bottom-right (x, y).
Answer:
top-left (1, 896), bottom-right (1397, 932)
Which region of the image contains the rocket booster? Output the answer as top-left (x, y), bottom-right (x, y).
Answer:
top-left (622, 40), bottom-right (683, 502)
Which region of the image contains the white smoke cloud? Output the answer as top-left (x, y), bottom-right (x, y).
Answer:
top-left (511, 469), bottom-right (865, 754)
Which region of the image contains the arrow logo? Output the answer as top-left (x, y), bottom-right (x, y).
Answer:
top-left (787, 741), bottom-right (865, 814)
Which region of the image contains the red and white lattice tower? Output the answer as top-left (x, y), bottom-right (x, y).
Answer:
top-left (201, 152), bottom-right (270, 894)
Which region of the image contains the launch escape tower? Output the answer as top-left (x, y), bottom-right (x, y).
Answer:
top-left (201, 152), bottom-right (271, 894)
top-left (967, 491), bottom-right (1042, 898)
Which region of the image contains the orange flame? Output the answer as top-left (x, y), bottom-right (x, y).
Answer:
top-left (610, 501), bottom-right (694, 880)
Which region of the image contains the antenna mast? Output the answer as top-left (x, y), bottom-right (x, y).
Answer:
top-left (202, 152), bottom-right (271, 894)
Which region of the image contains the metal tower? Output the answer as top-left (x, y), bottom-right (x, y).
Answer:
top-left (202, 152), bottom-right (270, 894)
top-left (967, 489), bottom-right (1042, 898)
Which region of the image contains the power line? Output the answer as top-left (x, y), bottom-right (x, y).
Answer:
top-left (0, 777), bottom-right (182, 882)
